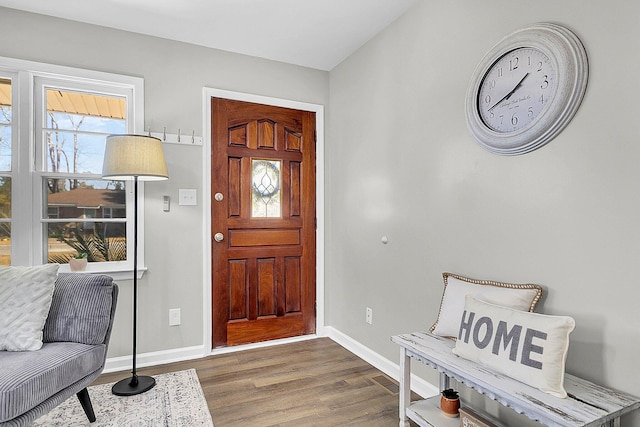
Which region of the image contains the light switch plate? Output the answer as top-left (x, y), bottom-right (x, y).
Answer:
top-left (178, 189), bottom-right (197, 206)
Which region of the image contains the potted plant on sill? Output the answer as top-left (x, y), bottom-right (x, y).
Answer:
top-left (69, 252), bottom-right (88, 272)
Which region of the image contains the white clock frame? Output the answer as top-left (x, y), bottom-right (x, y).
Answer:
top-left (465, 23), bottom-right (589, 155)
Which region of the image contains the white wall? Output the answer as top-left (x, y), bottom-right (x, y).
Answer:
top-left (0, 7), bottom-right (328, 357)
top-left (328, 1), bottom-right (640, 425)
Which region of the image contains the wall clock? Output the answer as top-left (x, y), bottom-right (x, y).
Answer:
top-left (465, 23), bottom-right (588, 155)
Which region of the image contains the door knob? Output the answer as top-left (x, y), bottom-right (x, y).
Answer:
top-left (214, 192), bottom-right (224, 202)
top-left (214, 232), bottom-right (224, 242)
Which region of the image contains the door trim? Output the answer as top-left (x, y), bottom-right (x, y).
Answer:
top-left (201, 87), bottom-right (325, 352)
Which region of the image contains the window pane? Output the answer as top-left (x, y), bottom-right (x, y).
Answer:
top-left (0, 223), bottom-right (9, 266)
top-left (0, 78), bottom-right (11, 172)
top-left (44, 89), bottom-right (126, 174)
top-left (0, 176), bottom-right (10, 218)
top-left (251, 159), bottom-right (281, 218)
top-left (47, 179), bottom-right (125, 219)
top-left (47, 221), bottom-right (126, 263)
top-left (45, 130), bottom-right (110, 174)
top-left (0, 176), bottom-right (9, 265)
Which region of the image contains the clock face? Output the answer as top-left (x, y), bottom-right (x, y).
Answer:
top-left (477, 47), bottom-right (556, 133)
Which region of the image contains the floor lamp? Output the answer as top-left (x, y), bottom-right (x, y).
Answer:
top-left (102, 134), bottom-right (169, 396)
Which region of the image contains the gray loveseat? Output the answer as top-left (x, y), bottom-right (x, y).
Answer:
top-left (0, 273), bottom-right (118, 426)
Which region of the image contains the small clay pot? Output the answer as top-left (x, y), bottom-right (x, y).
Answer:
top-left (69, 257), bottom-right (88, 272)
top-left (440, 389), bottom-right (460, 418)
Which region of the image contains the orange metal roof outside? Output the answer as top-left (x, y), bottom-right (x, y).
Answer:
top-left (0, 79), bottom-right (125, 120)
top-left (0, 79), bottom-right (9, 108)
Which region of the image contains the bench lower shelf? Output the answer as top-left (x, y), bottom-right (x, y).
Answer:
top-left (407, 396), bottom-right (505, 427)
top-left (406, 396), bottom-right (459, 427)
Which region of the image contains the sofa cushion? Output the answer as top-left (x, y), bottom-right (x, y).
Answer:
top-left (0, 264), bottom-right (60, 351)
top-left (43, 274), bottom-right (114, 345)
top-left (0, 342), bottom-right (105, 422)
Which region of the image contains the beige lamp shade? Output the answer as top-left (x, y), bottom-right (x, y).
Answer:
top-left (102, 134), bottom-right (169, 181)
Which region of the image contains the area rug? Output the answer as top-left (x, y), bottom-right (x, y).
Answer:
top-left (33, 369), bottom-right (214, 426)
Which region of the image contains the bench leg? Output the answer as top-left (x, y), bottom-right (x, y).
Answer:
top-left (439, 372), bottom-right (450, 392)
top-left (76, 387), bottom-right (97, 423)
top-left (399, 347), bottom-right (411, 427)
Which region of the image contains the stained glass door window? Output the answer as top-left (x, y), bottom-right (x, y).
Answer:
top-left (251, 159), bottom-right (281, 218)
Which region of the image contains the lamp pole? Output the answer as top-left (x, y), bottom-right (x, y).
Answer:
top-left (112, 175), bottom-right (155, 396)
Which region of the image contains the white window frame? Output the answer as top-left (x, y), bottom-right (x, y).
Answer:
top-left (0, 56), bottom-right (145, 280)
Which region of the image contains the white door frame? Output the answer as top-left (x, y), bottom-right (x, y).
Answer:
top-left (201, 87), bottom-right (325, 353)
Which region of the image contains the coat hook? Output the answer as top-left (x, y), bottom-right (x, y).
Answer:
top-left (177, 129), bottom-right (181, 143)
top-left (163, 127), bottom-right (166, 141)
top-left (192, 130), bottom-right (195, 144)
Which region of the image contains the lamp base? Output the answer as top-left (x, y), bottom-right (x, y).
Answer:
top-left (112, 375), bottom-right (156, 396)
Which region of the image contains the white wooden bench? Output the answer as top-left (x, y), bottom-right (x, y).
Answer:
top-left (392, 332), bottom-right (640, 427)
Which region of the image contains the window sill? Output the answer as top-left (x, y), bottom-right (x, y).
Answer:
top-left (57, 264), bottom-right (147, 281)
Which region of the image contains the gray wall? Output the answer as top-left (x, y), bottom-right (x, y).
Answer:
top-left (3, 1), bottom-right (640, 425)
top-left (328, 1), bottom-right (640, 425)
top-left (0, 7), bottom-right (328, 357)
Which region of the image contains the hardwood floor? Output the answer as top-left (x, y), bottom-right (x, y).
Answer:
top-left (95, 337), bottom-right (420, 426)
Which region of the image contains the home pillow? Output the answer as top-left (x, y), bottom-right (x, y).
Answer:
top-left (452, 295), bottom-right (575, 398)
top-left (0, 264), bottom-right (60, 351)
top-left (430, 272), bottom-right (543, 339)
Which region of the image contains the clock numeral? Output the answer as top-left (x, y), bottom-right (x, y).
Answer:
top-left (528, 106), bottom-right (534, 117)
top-left (539, 94), bottom-right (545, 104)
top-left (484, 94), bottom-right (491, 105)
top-left (497, 67), bottom-right (503, 77)
top-left (541, 75), bottom-right (549, 89)
top-left (511, 113), bottom-right (518, 126)
top-left (537, 61), bottom-right (543, 72)
top-left (510, 57), bottom-right (519, 71)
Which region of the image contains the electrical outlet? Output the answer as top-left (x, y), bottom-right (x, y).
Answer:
top-left (169, 308), bottom-right (181, 326)
top-left (366, 307), bottom-right (373, 324)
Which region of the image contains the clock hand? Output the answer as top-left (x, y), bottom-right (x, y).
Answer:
top-left (488, 72), bottom-right (530, 111)
top-left (506, 72), bottom-right (530, 100)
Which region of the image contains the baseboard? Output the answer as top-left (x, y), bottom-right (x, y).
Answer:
top-left (103, 345), bottom-right (206, 373)
top-left (324, 326), bottom-right (439, 399)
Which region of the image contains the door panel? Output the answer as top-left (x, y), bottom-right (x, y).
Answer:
top-left (211, 98), bottom-right (316, 348)
top-left (229, 229), bottom-right (300, 246)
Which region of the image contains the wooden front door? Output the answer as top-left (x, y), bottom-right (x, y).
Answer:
top-left (211, 98), bottom-right (316, 348)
